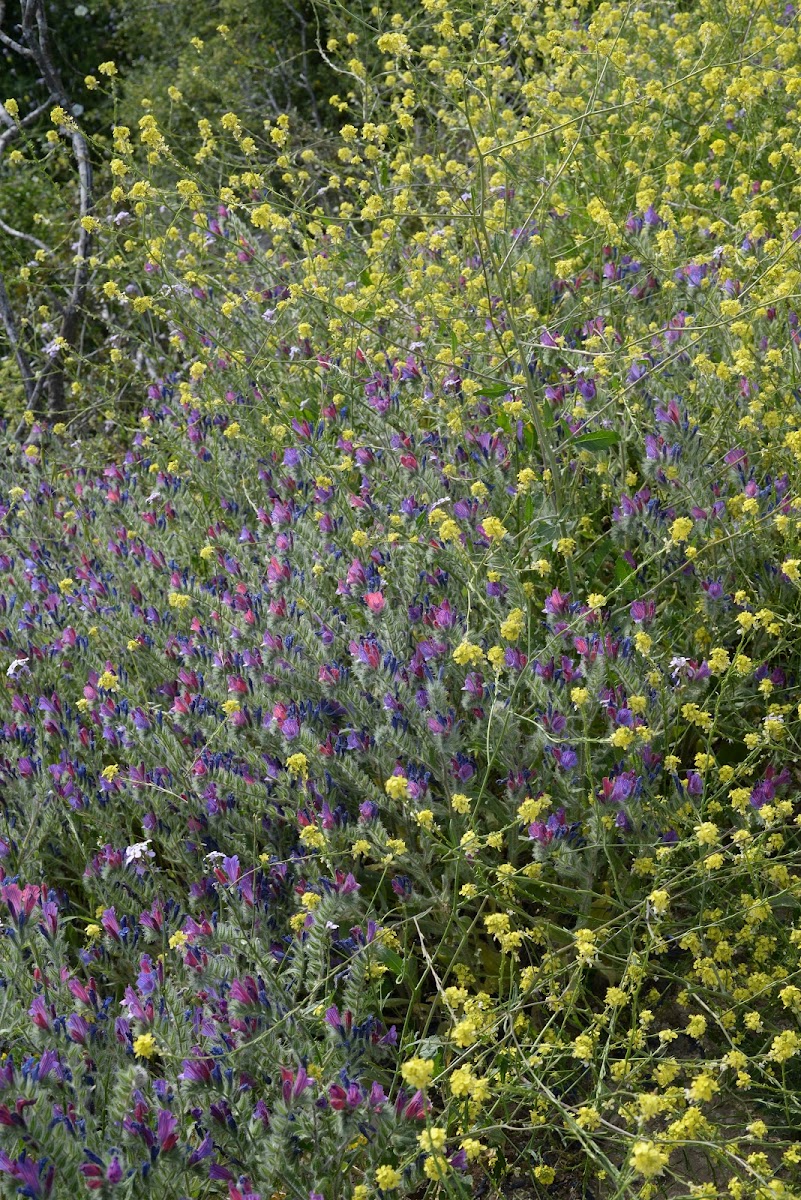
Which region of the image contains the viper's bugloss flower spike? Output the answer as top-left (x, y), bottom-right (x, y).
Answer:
top-left (0, 1), bottom-right (798, 1194)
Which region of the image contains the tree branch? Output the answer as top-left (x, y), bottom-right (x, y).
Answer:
top-left (0, 272), bottom-right (38, 406)
top-left (0, 215), bottom-right (50, 252)
top-left (0, 0), bottom-right (32, 55)
top-left (0, 95), bottom-right (56, 154)
top-left (0, 0), bottom-right (95, 420)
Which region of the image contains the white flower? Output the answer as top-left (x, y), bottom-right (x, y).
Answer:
top-left (124, 840), bottom-right (154, 866)
top-left (6, 657), bottom-right (29, 678)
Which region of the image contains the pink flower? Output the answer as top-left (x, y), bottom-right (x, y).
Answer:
top-left (364, 591), bottom-right (385, 613)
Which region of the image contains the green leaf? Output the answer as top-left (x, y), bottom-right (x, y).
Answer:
top-left (479, 383), bottom-right (515, 398)
top-left (573, 429), bottom-right (620, 451)
top-left (381, 948), bottom-right (407, 982)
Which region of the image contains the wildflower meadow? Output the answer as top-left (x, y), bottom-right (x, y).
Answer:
top-left (1, 0), bottom-right (801, 1197)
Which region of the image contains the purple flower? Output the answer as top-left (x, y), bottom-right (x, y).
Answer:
top-left (543, 588), bottom-right (571, 616)
top-left (101, 907), bottom-right (121, 940)
top-left (66, 1013), bottom-right (91, 1045)
top-left (281, 1065), bottom-right (313, 1104)
top-left (186, 1132), bottom-right (214, 1167)
top-left (179, 1051), bottom-right (215, 1085)
top-left (529, 808), bottom-right (568, 845)
top-left (29, 996), bottom-right (52, 1031)
top-left (552, 746), bottom-right (578, 771)
top-left (157, 1110), bottom-right (179, 1152)
top-left (630, 599), bottom-right (655, 624)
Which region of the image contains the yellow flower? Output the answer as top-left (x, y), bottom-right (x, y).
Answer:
top-left (100, 764), bottom-right (120, 782)
top-left (685, 1014), bottom-right (707, 1039)
top-left (499, 607), bottom-right (525, 640)
top-left (688, 1072), bottom-right (718, 1103)
top-left (299, 825), bottom-right (326, 849)
top-left (669, 517), bottom-right (694, 543)
top-left (694, 822), bottom-right (719, 846)
top-left (572, 1032), bottom-right (596, 1063)
top-left (452, 640), bottom-right (485, 666)
top-left (707, 646), bottom-right (730, 673)
top-left (681, 703), bottom-right (712, 732)
top-left (449, 1065), bottom-right (476, 1097)
top-left (487, 645), bottom-right (505, 670)
top-left (286, 753), bottom-right (309, 779)
top-left (423, 1154), bottom-right (449, 1181)
top-left (418, 1127), bottom-right (447, 1154)
top-left (400, 1056), bottom-right (434, 1090)
top-left (169, 930), bottom-right (188, 949)
top-left (482, 516), bottom-right (507, 541)
top-left (375, 1166), bottom-right (402, 1190)
top-left (605, 986), bottom-right (628, 1008)
top-left (167, 591), bottom-right (191, 609)
top-left (133, 1033), bottom-right (159, 1059)
top-left (451, 1017), bottom-right (478, 1047)
top-left (630, 1140), bottom-right (669, 1178)
top-left (376, 31), bottom-right (411, 55)
top-left (780, 985), bottom-right (801, 1011)
top-left (384, 775), bottom-right (409, 800)
top-left (768, 1030), bottom-right (800, 1063)
top-left (576, 1106), bottom-right (601, 1130)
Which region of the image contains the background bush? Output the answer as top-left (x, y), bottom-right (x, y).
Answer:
top-left (1, 1), bottom-right (801, 1198)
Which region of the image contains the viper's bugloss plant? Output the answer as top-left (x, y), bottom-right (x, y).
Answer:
top-left (3, 1), bottom-right (801, 1199)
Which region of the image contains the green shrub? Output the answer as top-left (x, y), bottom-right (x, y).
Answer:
top-left (2, 1), bottom-right (801, 1198)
